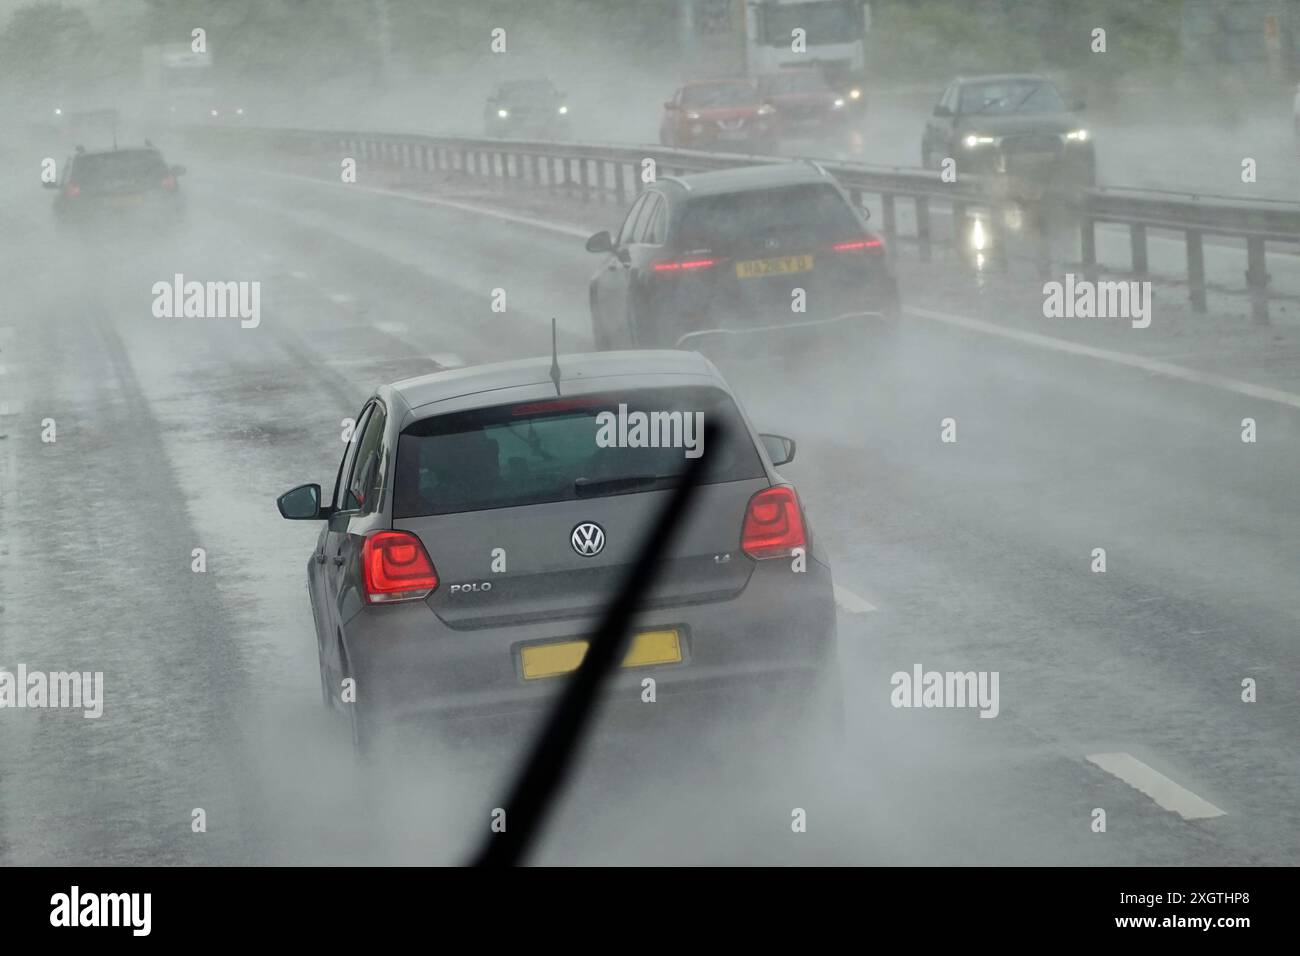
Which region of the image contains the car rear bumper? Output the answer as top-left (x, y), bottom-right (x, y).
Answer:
top-left (341, 556), bottom-right (838, 729)
top-left (644, 270), bottom-right (900, 347)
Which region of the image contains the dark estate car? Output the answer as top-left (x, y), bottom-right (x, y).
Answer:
top-left (45, 145), bottom-right (187, 226)
top-left (921, 73), bottom-right (1095, 186)
top-left (484, 77), bottom-right (572, 138)
top-left (587, 162), bottom-right (899, 351)
top-left (278, 351), bottom-right (840, 752)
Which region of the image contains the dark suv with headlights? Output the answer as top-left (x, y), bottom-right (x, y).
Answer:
top-left (484, 77), bottom-right (571, 138)
top-left (921, 74), bottom-right (1095, 186)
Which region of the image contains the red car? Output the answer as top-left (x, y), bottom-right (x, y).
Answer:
top-left (659, 79), bottom-right (779, 152)
top-left (756, 71), bottom-right (850, 137)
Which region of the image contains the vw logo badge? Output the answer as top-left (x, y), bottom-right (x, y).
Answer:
top-left (571, 522), bottom-right (606, 557)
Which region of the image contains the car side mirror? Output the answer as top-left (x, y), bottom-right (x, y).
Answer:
top-left (278, 483), bottom-right (325, 519)
top-left (933, 104), bottom-right (952, 118)
top-left (170, 164), bottom-right (186, 176)
top-left (586, 230), bottom-right (614, 253)
top-left (42, 180), bottom-right (60, 190)
top-left (664, 101), bottom-right (677, 110)
top-left (759, 433), bottom-right (796, 467)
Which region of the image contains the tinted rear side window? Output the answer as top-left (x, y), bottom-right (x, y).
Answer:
top-left (72, 151), bottom-right (168, 189)
top-left (674, 183), bottom-right (861, 249)
top-left (393, 386), bottom-right (764, 518)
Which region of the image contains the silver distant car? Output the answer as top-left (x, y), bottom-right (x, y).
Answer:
top-left (278, 350), bottom-right (839, 751)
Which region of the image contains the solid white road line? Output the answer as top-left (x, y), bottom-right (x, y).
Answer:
top-left (1087, 752), bottom-right (1226, 820)
top-left (834, 583), bottom-right (878, 613)
top-left (907, 305), bottom-right (1300, 411)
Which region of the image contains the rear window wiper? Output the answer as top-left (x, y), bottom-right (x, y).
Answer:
top-left (573, 474), bottom-right (678, 497)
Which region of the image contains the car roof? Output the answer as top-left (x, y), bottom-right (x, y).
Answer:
top-left (497, 78), bottom-right (556, 90)
top-left (659, 161), bottom-right (830, 197)
top-left (74, 147), bottom-right (162, 159)
top-left (681, 77), bottom-right (755, 89)
top-left (954, 73), bottom-right (1050, 86)
top-left (390, 349), bottom-right (725, 412)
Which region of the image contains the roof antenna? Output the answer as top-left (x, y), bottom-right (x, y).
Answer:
top-left (548, 317), bottom-right (562, 396)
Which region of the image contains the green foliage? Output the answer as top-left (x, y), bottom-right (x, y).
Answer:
top-left (0, 1), bottom-right (98, 86)
top-left (867, 0), bottom-right (1185, 82)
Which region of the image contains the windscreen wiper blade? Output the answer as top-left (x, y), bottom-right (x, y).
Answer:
top-left (472, 423), bottom-right (720, 866)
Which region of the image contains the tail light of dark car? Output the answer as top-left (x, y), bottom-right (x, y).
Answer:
top-left (362, 530), bottom-right (439, 604)
top-left (831, 236), bottom-right (884, 253)
top-left (64, 182), bottom-right (81, 199)
top-left (162, 174), bottom-right (177, 191)
top-left (741, 485), bottom-right (807, 559)
top-left (650, 257), bottom-right (721, 273)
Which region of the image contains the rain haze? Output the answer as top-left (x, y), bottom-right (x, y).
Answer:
top-left (0, 0), bottom-right (1298, 877)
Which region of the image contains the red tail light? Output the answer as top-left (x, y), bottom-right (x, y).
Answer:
top-left (832, 237), bottom-right (883, 253)
top-left (161, 175), bottom-right (177, 191)
top-left (362, 531), bottom-right (438, 603)
top-left (741, 486), bottom-right (807, 559)
top-left (651, 257), bottom-right (718, 272)
top-left (65, 182), bottom-right (80, 199)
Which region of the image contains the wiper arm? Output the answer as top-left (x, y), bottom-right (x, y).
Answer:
top-left (472, 422), bottom-right (720, 867)
top-left (573, 474), bottom-right (676, 497)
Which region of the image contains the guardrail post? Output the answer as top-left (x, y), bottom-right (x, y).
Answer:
top-left (882, 193), bottom-right (896, 243)
top-left (615, 162), bottom-right (627, 205)
top-left (459, 145), bottom-right (468, 175)
top-left (915, 196), bottom-right (932, 263)
top-left (1130, 223), bottom-right (1148, 277)
top-left (1081, 217), bottom-right (1097, 283)
top-left (579, 157), bottom-right (590, 202)
top-left (1186, 229), bottom-right (1206, 314)
top-left (1246, 236), bottom-right (1270, 325)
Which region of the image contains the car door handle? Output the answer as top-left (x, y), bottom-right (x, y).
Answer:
top-left (332, 555), bottom-right (345, 566)
top-left (314, 550), bottom-right (327, 564)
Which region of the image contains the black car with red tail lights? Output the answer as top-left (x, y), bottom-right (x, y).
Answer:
top-left (586, 162), bottom-right (899, 351)
top-left (45, 145), bottom-right (186, 226)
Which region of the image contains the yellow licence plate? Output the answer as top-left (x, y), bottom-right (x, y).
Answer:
top-left (520, 629), bottom-right (682, 680)
top-left (735, 254), bottom-right (813, 279)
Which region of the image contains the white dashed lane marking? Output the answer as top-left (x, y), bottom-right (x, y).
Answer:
top-left (834, 584), bottom-right (878, 614)
top-left (1087, 752), bottom-right (1226, 820)
top-left (907, 305), bottom-right (1300, 412)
